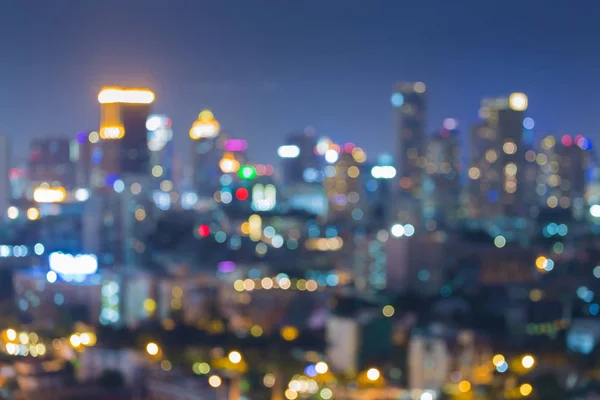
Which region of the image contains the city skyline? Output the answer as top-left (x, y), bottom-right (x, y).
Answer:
top-left (2, 0), bottom-right (600, 166)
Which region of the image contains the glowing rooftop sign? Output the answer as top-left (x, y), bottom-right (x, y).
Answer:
top-left (190, 110), bottom-right (220, 140)
top-left (277, 145), bottom-right (300, 158)
top-left (98, 87), bottom-right (155, 104)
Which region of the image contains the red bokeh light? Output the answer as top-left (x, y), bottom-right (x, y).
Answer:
top-left (198, 224), bottom-right (210, 237)
top-left (561, 135), bottom-right (572, 147)
top-left (235, 188), bottom-right (249, 201)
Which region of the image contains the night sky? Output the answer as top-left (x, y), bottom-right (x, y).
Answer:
top-left (1, 0), bottom-right (599, 166)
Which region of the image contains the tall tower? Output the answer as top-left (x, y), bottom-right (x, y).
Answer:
top-left (392, 81), bottom-right (427, 200)
top-left (468, 93), bottom-right (527, 221)
top-left (422, 119), bottom-right (462, 228)
top-left (97, 87), bottom-right (155, 184)
top-left (189, 110), bottom-right (223, 199)
top-left (146, 114), bottom-right (174, 186)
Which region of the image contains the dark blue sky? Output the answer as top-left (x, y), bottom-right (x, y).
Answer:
top-left (1, 0), bottom-right (599, 165)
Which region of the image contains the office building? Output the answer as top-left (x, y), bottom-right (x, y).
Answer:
top-left (96, 87), bottom-right (154, 183)
top-left (538, 134), bottom-right (590, 214)
top-left (28, 137), bottom-right (75, 189)
top-left (279, 130), bottom-right (321, 185)
top-left (74, 131), bottom-right (96, 189)
top-left (146, 114), bottom-right (174, 186)
top-left (468, 93), bottom-right (528, 221)
top-left (422, 119), bottom-right (462, 228)
top-left (189, 110), bottom-right (224, 199)
top-left (392, 81), bottom-right (427, 199)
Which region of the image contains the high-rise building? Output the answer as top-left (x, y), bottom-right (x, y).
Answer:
top-left (422, 119), bottom-right (462, 228)
top-left (189, 110), bottom-right (224, 199)
top-left (323, 143), bottom-right (368, 223)
top-left (392, 81), bottom-right (427, 199)
top-left (279, 129), bottom-right (321, 185)
top-left (74, 131), bottom-right (97, 189)
top-left (96, 87), bottom-right (154, 183)
top-left (0, 135), bottom-right (8, 219)
top-left (468, 93), bottom-right (528, 221)
top-left (537, 134), bottom-right (590, 214)
top-left (28, 137), bottom-right (76, 189)
top-left (146, 114), bottom-right (174, 186)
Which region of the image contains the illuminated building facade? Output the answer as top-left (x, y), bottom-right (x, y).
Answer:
top-left (97, 87), bottom-right (154, 180)
top-left (468, 94), bottom-right (528, 221)
top-left (323, 143), bottom-right (368, 223)
top-left (537, 135), bottom-right (590, 214)
top-left (189, 110), bottom-right (224, 199)
top-left (74, 131), bottom-right (96, 189)
top-left (280, 130), bottom-right (321, 185)
top-left (0, 135), bottom-right (8, 219)
top-left (146, 114), bottom-right (174, 185)
top-left (28, 138), bottom-right (76, 189)
top-left (422, 120), bottom-right (462, 228)
top-left (392, 81), bottom-right (427, 199)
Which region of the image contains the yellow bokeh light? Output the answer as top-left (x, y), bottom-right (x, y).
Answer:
top-left (228, 351), bottom-right (242, 364)
top-left (535, 256), bottom-right (547, 270)
top-left (234, 280), bottom-right (245, 292)
top-left (33, 187), bottom-right (66, 203)
top-left (382, 305), bottom-right (395, 317)
top-left (208, 375), bottom-right (222, 388)
top-left (99, 125), bottom-right (125, 140)
top-left (503, 141), bottom-right (517, 155)
top-left (509, 92), bottom-right (528, 111)
top-left (135, 208), bottom-right (146, 221)
top-left (69, 334), bottom-right (81, 347)
top-left (27, 207), bottom-right (40, 221)
top-left (146, 342), bottom-right (159, 356)
top-left (6, 206), bottom-right (19, 220)
top-left (347, 166), bottom-right (360, 178)
top-left (281, 326), bottom-right (299, 341)
top-left (144, 298), bottom-right (156, 314)
top-left (492, 354), bottom-right (505, 366)
top-left (240, 222), bottom-right (251, 235)
top-left (458, 380), bottom-right (471, 393)
top-left (250, 325), bottom-right (263, 337)
top-left (6, 329), bottom-right (16, 342)
top-left (520, 383), bottom-right (533, 396)
top-left (468, 167), bottom-right (481, 180)
top-left (284, 388), bottom-right (298, 399)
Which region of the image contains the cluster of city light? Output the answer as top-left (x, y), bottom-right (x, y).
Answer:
top-left (190, 110), bottom-right (220, 139)
top-left (146, 114), bottom-right (173, 151)
top-left (535, 255), bottom-right (554, 272)
top-left (99, 125), bottom-right (125, 139)
top-left (278, 145), bottom-right (301, 158)
top-left (390, 223), bottom-right (415, 238)
top-left (233, 273), bottom-right (338, 293)
top-left (371, 165), bottom-right (397, 179)
top-left (0, 245), bottom-right (31, 258)
top-left (305, 237), bottom-right (344, 251)
top-left (3, 329), bottom-right (47, 358)
top-left (252, 184), bottom-right (276, 211)
top-left (69, 332), bottom-right (97, 348)
top-left (33, 186), bottom-right (67, 203)
top-left (98, 87), bottom-right (155, 104)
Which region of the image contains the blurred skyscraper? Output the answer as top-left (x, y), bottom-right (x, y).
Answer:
top-left (189, 110), bottom-right (223, 199)
top-left (28, 137), bottom-right (75, 189)
top-left (0, 134), bottom-right (8, 219)
top-left (468, 93), bottom-right (528, 222)
top-left (392, 81), bottom-right (427, 200)
top-left (146, 114), bottom-right (174, 186)
top-left (280, 129), bottom-right (321, 185)
top-left (537, 134), bottom-right (590, 217)
top-left (97, 87), bottom-right (155, 182)
top-left (422, 119), bottom-right (462, 228)
top-left (74, 131), bottom-right (96, 189)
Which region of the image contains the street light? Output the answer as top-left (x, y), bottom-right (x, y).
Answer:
top-left (366, 368), bottom-right (380, 381)
top-left (146, 342), bottom-right (159, 356)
